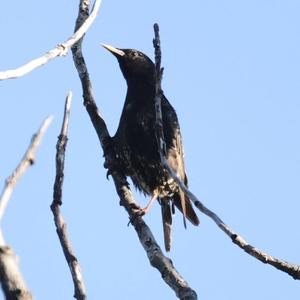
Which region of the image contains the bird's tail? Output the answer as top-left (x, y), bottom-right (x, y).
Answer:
top-left (173, 192), bottom-right (200, 226)
top-left (161, 200), bottom-right (172, 252)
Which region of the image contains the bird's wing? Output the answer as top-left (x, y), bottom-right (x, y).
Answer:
top-left (161, 95), bottom-right (186, 181)
top-left (161, 95), bottom-right (188, 224)
top-left (161, 95), bottom-right (200, 226)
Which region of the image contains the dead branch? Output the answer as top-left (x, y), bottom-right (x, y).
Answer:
top-left (163, 159), bottom-right (300, 279)
top-left (0, 243), bottom-right (34, 300)
top-left (0, 0), bottom-right (102, 80)
top-left (153, 24), bottom-right (166, 158)
top-left (152, 23), bottom-right (300, 281)
top-left (50, 92), bottom-right (87, 300)
top-left (0, 116), bottom-right (53, 300)
top-left (71, 1), bottom-right (198, 299)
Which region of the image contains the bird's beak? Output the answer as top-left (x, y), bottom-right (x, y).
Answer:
top-left (101, 44), bottom-right (125, 57)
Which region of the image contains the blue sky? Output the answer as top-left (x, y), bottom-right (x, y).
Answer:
top-left (1, 1), bottom-right (300, 299)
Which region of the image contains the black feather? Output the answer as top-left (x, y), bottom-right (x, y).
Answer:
top-left (103, 45), bottom-right (200, 251)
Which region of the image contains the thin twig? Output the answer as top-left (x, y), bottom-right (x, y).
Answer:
top-left (71, 3), bottom-right (198, 299)
top-left (0, 117), bottom-right (53, 300)
top-left (163, 159), bottom-right (300, 280)
top-left (153, 23), bottom-right (166, 157)
top-left (0, 0), bottom-right (102, 80)
top-left (0, 116), bottom-right (53, 220)
top-left (152, 23), bottom-right (300, 281)
top-left (50, 92), bottom-right (87, 300)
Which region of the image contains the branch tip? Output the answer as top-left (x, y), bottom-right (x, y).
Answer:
top-left (51, 91), bottom-right (86, 300)
top-left (0, 0), bottom-right (102, 80)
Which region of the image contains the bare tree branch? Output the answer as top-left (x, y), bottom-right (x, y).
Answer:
top-left (50, 92), bottom-right (87, 300)
top-left (0, 0), bottom-right (102, 81)
top-left (163, 159), bottom-right (300, 279)
top-left (152, 23), bottom-right (300, 281)
top-left (153, 24), bottom-right (166, 158)
top-left (0, 116), bottom-right (53, 300)
top-left (0, 243), bottom-right (34, 300)
top-left (71, 2), bottom-right (198, 299)
top-left (0, 116), bottom-right (53, 220)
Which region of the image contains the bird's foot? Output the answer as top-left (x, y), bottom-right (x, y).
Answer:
top-left (128, 192), bottom-right (158, 225)
top-left (127, 206), bottom-right (148, 226)
top-left (136, 206), bottom-right (149, 216)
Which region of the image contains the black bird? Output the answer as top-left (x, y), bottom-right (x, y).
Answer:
top-left (102, 44), bottom-right (199, 251)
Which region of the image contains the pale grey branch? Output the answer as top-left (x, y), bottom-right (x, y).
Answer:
top-left (161, 158), bottom-right (300, 279)
top-left (0, 117), bottom-right (53, 300)
top-left (0, 245), bottom-right (34, 300)
top-left (0, 0), bottom-right (102, 80)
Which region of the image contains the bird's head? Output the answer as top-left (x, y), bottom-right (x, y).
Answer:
top-left (102, 44), bottom-right (155, 83)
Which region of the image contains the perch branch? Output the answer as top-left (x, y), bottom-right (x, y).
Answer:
top-left (0, 0), bottom-right (102, 80)
top-left (0, 116), bottom-right (53, 220)
top-left (152, 23), bottom-right (300, 281)
top-left (50, 92), bottom-right (87, 300)
top-left (0, 116), bottom-right (53, 300)
top-left (71, 2), bottom-right (198, 299)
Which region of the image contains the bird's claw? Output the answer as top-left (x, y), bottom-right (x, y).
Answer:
top-left (106, 169), bottom-right (112, 179)
top-left (137, 208), bottom-right (147, 216)
top-left (127, 208), bottom-right (146, 226)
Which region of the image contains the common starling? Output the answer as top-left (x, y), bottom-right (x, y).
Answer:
top-left (102, 44), bottom-right (199, 251)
